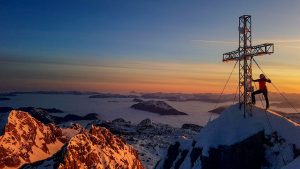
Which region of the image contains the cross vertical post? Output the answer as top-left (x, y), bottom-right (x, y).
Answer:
top-left (223, 15), bottom-right (274, 117)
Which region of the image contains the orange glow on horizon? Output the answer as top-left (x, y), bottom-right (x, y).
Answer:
top-left (2, 46), bottom-right (300, 94)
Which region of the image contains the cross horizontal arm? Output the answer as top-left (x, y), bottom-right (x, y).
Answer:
top-left (251, 43), bottom-right (274, 56)
top-left (223, 50), bottom-right (239, 62)
top-left (223, 43), bottom-right (274, 62)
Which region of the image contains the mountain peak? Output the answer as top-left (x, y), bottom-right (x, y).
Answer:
top-left (58, 125), bottom-right (144, 169)
top-left (0, 110), bottom-right (65, 168)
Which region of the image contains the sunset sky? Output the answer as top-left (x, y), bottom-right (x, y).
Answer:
top-left (1, 0), bottom-right (300, 93)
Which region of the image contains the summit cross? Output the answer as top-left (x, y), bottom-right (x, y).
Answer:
top-left (223, 15), bottom-right (274, 117)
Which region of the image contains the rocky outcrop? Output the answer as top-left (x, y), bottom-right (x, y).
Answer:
top-left (133, 98), bottom-right (144, 103)
top-left (131, 100), bottom-right (187, 115)
top-left (0, 110), bottom-right (66, 169)
top-left (62, 126), bottom-right (144, 169)
top-left (181, 124), bottom-right (202, 132)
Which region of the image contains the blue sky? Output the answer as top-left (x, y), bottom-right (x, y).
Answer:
top-left (1, 0), bottom-right (300, 92)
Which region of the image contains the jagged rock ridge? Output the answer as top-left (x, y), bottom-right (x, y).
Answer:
top-left (1, 110), bottom-right (145, 169)
top-left (23, 125), bottom-right (145, 169)
top-left (0, 110), bottom-right (66, 169)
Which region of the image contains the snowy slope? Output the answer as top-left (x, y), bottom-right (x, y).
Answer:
top-left (0, 110), bottom-right (66, 169)
top-left (282, 156), bottom-right (300, 169)
top-left (156, 104), bottom-right (300, 169)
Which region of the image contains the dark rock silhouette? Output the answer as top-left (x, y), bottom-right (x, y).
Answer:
top-left (131, 100), bottom-right (187, 115)
top-left (208, 106), bottom-right (228, 114)
top-left (181, 124), bottom-right (202, 132)
top-left (133, 98), bottom-right (144, 103)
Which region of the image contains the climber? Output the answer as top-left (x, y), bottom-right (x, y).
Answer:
top-left (251, 74), bottom-right (271, 109)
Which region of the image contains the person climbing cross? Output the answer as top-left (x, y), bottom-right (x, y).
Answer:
top-left (251, 74), bottom-right (271, 109)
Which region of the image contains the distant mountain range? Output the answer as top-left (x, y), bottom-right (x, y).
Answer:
top-left (3, 91), bottom-right (300, 108)
top-left (0, 107), bottom-right (99, 124)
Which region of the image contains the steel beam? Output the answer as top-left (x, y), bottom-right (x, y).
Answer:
top-left (223, 43), bottom-right (274, 62)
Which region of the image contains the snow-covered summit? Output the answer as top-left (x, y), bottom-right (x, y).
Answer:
top-left (197, 104), bottom-right (300, 155)
top-left (156, 104), bottom-right (300, 169)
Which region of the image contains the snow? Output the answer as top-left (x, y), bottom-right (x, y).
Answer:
top-left (196, 104), bottom-right (300, 156)
top-left (196, 104), bottom-right (264, 156)
top-left (263, 142), bottom-right (294, 169)
top-left (156, 104), bottom-right (300, 169)
top-left (282, 156), bottom-right (300, 169)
